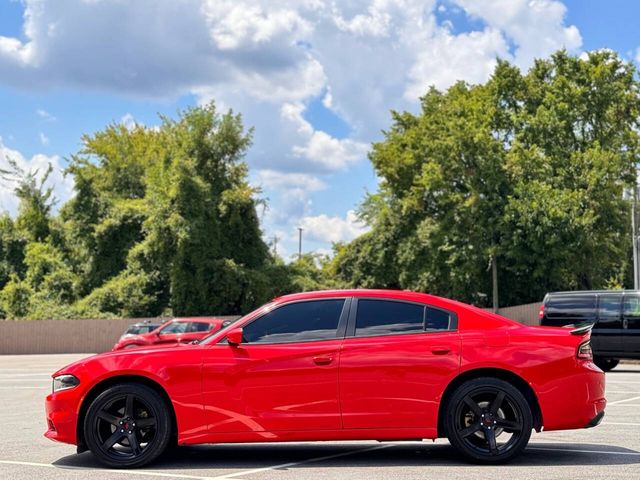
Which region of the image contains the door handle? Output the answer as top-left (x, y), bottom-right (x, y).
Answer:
top-left (431, 346), bottom-right (451, 355)
top-left (313, 355), bottom-right (333, 365)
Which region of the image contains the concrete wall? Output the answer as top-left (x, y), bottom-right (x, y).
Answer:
top-left (0, 316), bottom-right (239, 355)
top-left (0, 302), bottom-right (542, 355)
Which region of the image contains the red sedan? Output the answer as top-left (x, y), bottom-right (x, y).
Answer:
top-left (45, 289), bottom-right (605, 467)
top-left (112, 317), bottom-right (228, 351)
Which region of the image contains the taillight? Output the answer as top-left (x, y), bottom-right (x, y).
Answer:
top-left (538, 304), bottom-right (544, 320)
top-left (577, 340), bottom-right (593, 360)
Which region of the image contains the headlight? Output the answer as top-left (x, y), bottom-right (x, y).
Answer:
top-left (52, 374), bottom-right (80, 393)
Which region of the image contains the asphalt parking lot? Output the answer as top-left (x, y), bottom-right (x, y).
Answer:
top-left (1, 354), bottom-right (639, 480)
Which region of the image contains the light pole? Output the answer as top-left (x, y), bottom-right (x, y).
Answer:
top-left (633, 187), bottom-right (639, 289)
top-left (298, 227), bottom-right (303, 261)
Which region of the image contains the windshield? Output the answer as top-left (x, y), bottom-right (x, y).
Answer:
top-left (198, 303), bottom-right (275, 345)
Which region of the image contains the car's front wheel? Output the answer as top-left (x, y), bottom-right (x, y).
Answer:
top-left (445, 377), bottom-right (533, 464)
top-left (83, 383), bottom-right (172, 468)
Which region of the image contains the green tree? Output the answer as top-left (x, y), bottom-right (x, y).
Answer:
top-left (58, 102), bottom-right (277, 318)
top-left (334, 50), bottom-right (640, 306)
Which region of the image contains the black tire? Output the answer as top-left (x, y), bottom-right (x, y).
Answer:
top-left (445, 377), bottom-right (533, 464)
top-left (83, 383), bottom-right (172, 468)
top-left (594, 357), bottom-right (619, 372)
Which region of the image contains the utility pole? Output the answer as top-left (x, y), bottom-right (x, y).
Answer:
top-left (272, 235), bottom-right (279, 258)
top-left (633, 186), bottom-right (639, 289)
top-left (298, 227), bottom-right (303, 261)
top-left (492, 253), bottom-right (499, 313)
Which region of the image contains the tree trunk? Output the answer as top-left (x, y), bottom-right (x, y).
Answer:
top-left (492, 254), bottom-right (499, 313)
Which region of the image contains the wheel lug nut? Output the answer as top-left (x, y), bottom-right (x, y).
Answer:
top-left (120, 429), bottom-right (124, 432)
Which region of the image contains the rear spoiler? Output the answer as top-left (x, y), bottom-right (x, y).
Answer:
top-left (570, 323), bottom-right (594, 336)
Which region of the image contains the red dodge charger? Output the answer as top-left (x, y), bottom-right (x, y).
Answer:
top-left (45, 289), bottom-right (606, 467)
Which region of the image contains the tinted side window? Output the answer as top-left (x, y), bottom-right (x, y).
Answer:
top-left (243, 299), bottom-right (345, 344)
top-left (355, 300), bottom-right (424, 336)
top-left (623, 294), bottom-right (640, 318)
top-left (190, 322), bottom-right (213, 332)
top-left (596, 294), bottom-right (622, 329)
top-left (426, 307), bottom-right (451, 331)
top-left (544, 294), bottom-right (596, 326)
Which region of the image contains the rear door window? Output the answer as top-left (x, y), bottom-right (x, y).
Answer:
top-left (355, 300), bottom-right (424, 336)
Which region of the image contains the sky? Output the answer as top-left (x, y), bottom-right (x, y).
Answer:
top-left (1, 0), bottom-right (639, 260)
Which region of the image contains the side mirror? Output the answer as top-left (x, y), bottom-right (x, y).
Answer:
top-left (227, 328), bottom-right (244, 346)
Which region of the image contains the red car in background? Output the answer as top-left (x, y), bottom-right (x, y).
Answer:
top-left (46, 289), bottom-right (605, 468)
top-left (112, 317), bottom-right (229, 351)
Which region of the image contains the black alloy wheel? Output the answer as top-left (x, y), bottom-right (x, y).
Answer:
top-left (84, 383), bottom-right (172, 468)
top-left (445, 377), bottom-right (533, 463)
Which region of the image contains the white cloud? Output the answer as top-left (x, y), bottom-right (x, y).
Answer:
top-left (300, 210), bottom-right (369, 244)
top-left (254, 168), bottom-right (327, 227)
top-left (406, 27), bottom-right (509, 98)
top-left (120, 113), bottom-right (137, 130)
top-left (38, 132), bottom-right (49, 146)
top-left (452, 0), bottom-right (581, 68)
top-left (281, 102), bottom-right (369, 171)
top-left (36, 109), bottom-right (56, 121)
top-left (0, 0), bottom-right (583, 252)
top-left (256, 169), bottom-right (327, 193)
top-left (0, 139), bottom-right (74, 215)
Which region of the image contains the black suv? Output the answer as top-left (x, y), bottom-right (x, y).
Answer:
top-left (540, 290), bottom-right (640, 371)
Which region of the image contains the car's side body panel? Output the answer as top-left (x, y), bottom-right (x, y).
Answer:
top-left (201, 339), bottom-right (343, 434)
top-left (339, 331), bottom-right (461, 429)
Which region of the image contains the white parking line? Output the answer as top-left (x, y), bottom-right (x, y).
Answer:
top-left (608, 395), bottom-right (640, 406)
top-left (210, 444), bottom-right (394, 480)
top-left (0, 460), bottom-right (218, 480)
top-left (605, 404), bottom-right (640, 407)
top-left (604, 422), bottom-right (640, 426)
top-left (0, 445), bottom-right (394, 480)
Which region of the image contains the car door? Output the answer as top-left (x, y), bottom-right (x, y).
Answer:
top-left (622, 293), bottom-right (640, 356)
top-left (592, 293), bottom-right (624, 355)
top-left (202, 298), bottom-right (349, 434)
top-left (339, 298), bottom-right (460, 430)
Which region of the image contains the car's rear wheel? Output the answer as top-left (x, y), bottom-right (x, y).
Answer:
top-left (83, 383), bottom-right (172, 468)
top-left (445, 377), bottom-right (532, 464)
top-left (594, 357), bottom-right (619, 372)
